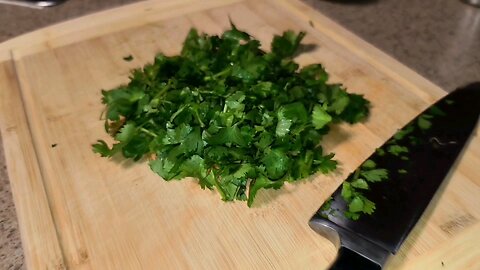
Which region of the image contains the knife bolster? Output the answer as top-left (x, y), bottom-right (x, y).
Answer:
top-left (309, 217), bottom-right (390, 268)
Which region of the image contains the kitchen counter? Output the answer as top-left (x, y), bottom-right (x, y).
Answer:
top-left (0, 0), bottom-right (479, 269)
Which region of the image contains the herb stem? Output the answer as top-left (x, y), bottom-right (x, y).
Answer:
top-left (153, 80), bottom-right (172, 99)
top-left (192, 107), bottom-right (206, 128)
top-left (170, 105), bottom-right (188, 123)
top-left (140, 128), bottom-right (158, 138)
top-left (205, 67), bottom-right (232, 81)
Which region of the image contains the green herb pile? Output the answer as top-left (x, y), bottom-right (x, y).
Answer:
top-left (92, 24), bottom-right (370, 206)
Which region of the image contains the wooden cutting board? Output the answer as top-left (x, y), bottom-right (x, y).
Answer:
top-left (1, 0), bottom-right (479, 269)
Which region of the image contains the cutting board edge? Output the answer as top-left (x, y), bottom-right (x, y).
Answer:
top-left (0, 57), bottom-right (66, 270)
top-left (0, 0), bottom-right (244, 61)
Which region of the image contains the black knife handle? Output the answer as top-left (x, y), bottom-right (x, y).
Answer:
top-left (329, 247), bottom-right (382, 270)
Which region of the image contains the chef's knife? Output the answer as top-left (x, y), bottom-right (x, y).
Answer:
top-left (309, 83), bottom-right (480, 269)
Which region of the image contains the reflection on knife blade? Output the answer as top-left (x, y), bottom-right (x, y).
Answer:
top-left (309, 83), bottom-right (480, 269)
top-left (321, 101), bottom-right (452, 221)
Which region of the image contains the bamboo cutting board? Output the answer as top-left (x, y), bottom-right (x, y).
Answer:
top-left (1, 0), bottom-right (479, 269)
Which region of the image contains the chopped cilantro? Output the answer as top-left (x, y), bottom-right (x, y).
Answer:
top-left (376, 148), bottom-right (386, 156)
top-left (361, 168), bottom-right (388, 182)
top-left (388, 145), bottom-right (409, 156)
top-left (351, 178), bottom-right (369, 189)
top-left (93, 25), bottom-right (370, 206)
top-left (417, 114), bottom-right (433, 130)
top-left (361, 159), bottom-right (376, 169)
top-left (393, 124), bottom-right (414, 140)
top-left (334, 101), bottom-right (447, 220)
top-left (312, 105), bottom-right (332, 129)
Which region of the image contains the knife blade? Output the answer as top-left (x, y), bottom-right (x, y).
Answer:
top-left (309, 83), bottom-right (480, 270)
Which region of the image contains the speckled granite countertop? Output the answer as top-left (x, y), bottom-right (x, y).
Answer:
top-left (0, 0), bottom-right (479, 269)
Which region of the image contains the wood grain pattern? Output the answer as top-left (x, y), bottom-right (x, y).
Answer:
top-left (0, 0), bottom-right (478, 269)
top-left (0, 59), bottom-right (65, 269)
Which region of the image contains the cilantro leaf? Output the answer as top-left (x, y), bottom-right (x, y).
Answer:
top-left (275, 117), bottom-right (292, 137)
top-left (206, 126), bottom-right (248, 147)
top-left (312, 105), bottom-right (332, 129)
top-left (361, 169), bottom-right (389, 182)
top-left (313, 152), bottom-right (337, 174)
top-left (361, 159), bottom-right (376, 169)
top-left (417, 114), bottom-right (433, 130)
top-left (92, 140), bottom-right (113, 157)
top-left (376, 148), bottom-right (386, 156)
top-left (339, 93), bottom-right (370, 123)
top-left (115, 123), bottom-right (137, 143)
top-left (349, 196), bottom-right (364, 213)
top-left (344, 212), bottom-right (361, 220)
top-left (247, 174), bottom-right (283, 207)
top-left (341, 182), bottom-right (353, 200)
top-left (351, 178), bottom-right (369, 189)
top-left (300, 64), bottom-right (328, 83)
top-left (361, 197), bottom-right (376, 215)
top-left (388, 145), bottom-right (409, 156)
top-left (328, 86), bottom-right (350, 115)
top-left (393, 125), bottom-right (414, 140)
top-left (149, 157), bottom-right (180, 181)
top-left (271, 30), bottom-right (306, 59)
top-left (262, 149), bottom-right (289, 180)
